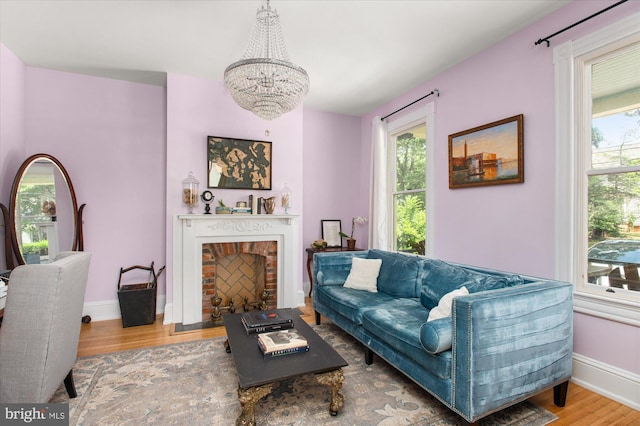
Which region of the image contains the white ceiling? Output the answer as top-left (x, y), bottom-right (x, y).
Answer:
top-left (0, 0), bottom-right (571, 116)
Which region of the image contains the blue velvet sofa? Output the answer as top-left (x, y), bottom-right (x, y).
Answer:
top-left (312, 249), bottom-right (573, 423)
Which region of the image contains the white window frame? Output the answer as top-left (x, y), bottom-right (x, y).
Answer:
top-left (554, 12), bottom-right (640, 326)
top-left (386, 103), bottom-right (435, 257)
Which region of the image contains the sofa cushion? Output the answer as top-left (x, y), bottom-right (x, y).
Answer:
top-left (343, 258), bottom-right (382, 292)
top-left (419, 259), bottom-right (523, 309)
top-left (362, 305), bottom-right (452, 380)
top-left (420, 317), bottom-right (453, 354)
top-left (368, 249), bottom-right (421, 298)
top-left (314, 285), bottom-right (419, 325)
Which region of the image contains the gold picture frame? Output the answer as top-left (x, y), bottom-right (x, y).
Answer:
top-left (448, 114), bottom-right (524, 189)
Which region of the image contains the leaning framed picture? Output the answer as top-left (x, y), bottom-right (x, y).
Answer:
top-left (448, 114), bottom-right (524, 189)
top-left (207, 136), bottom-right (272, 189)
top-left (321, 220), bottom-right (342, 248)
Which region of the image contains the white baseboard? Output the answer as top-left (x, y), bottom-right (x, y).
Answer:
top-left (83, 295), bottom-right (166, 322)
top-left (572, 353), bottom-right (640, 411)
top-left (163, 302), bottom-right (173, 324)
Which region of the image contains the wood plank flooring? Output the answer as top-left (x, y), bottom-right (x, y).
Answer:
top-left (77, 298), bottom-right (639, 424)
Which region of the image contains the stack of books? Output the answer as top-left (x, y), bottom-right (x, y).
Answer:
top-left (257, 329), bottom-right (309, 357)
top-left (241, 310), bottom-right (293, 334)
top-left (232, 207), bottom-right (252, 215)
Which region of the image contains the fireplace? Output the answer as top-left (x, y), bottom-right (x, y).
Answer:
top-left (202, 241), bottom-right (277, 320)
top-left (172, 215), bottom-right (302, 325)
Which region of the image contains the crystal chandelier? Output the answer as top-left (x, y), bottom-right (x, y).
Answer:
top-left (224, 0), bottom-right (310, 121)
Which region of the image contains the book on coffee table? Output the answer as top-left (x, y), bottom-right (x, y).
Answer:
top-left (257, 328), bottom-right (309, 357)
top-left (241, 310), bottom-right (293, 334)
top-left (241, 315), bottom-right (294, 334)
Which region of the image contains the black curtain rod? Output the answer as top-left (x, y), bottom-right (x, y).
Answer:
top-left (381, 89), bottom-right (439, 121)
top-left (535, 0), bottom-right (628, 47)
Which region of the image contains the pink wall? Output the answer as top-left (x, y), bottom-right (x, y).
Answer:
top-left (360, 0), bottom-right (640, 374)
top-left (0, 44), bottom-right (27, 270)
top-left (165, 73), bottom-right (304, 304)
top-left (574, 312), bottom-right (639, 374)
top-left (302, 108), bottom-right (362, 281)
top-left (24, 68), bottom-right (167, 303)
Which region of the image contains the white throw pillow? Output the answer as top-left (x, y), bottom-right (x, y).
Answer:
top-left (343, 258), bottom-right (382, 292)
top-left (427, 286), bottom-right (469, 322)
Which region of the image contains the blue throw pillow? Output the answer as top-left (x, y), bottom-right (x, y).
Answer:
top-left (419, 259), bottom-right (523, 309)
top-left (368, 249), bottom-right (421, 298)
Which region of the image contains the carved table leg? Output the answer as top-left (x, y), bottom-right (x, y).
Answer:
top-left (236, 383), bottom-right (273, 426)
top-left (315, 368), bottom-right (345, 416)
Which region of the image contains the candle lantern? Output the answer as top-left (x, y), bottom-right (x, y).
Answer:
top-left (281, 182), bottom-right (292, 214)
top-left (182, 172), bottom-right (199, 213)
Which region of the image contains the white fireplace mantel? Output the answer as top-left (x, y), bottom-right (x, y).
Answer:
top-left (171, 214), bottom-right (303, 325)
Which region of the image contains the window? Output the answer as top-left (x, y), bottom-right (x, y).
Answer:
top-left (390, 123), bottom-right (426, 254)
top-left (555, 12), bottom-right (640, 324)
top-left (587, 44), bottom-right (640, 295)
top-left (385, 104), bottom-right (435, 257)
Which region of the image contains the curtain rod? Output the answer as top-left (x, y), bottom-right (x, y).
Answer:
top-left (534, 0), bottom-right (628, 47)
top-left (381, 89), bottom-right (439, 121)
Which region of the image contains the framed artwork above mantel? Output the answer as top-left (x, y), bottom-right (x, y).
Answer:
top-left (207, 136), bottom-right (272, 190)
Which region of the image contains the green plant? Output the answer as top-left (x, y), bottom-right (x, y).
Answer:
top-left (22, 240), bottom-right (48, 255)
top-left (396, 195), bottom-right (426, 254)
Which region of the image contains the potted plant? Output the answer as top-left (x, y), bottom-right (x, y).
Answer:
top-left (339, 216), bottom-right (368, 250)
top-left (215, 200), bottom-right (233, 214)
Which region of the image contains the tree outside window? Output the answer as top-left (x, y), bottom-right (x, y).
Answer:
top-left (392, 125), bottom-right (426, 254)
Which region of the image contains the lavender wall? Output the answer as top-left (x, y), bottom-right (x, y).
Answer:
top-left (0, 44), bottom-right (27, 270)
top-left (360, 0), bottom-right (640, 375)
top-left (302, 108), bottom-right (362, 289)
top-left (24, 68), bottom-right (167, 303)
top-left (165, 73), bottom-right (304, 305)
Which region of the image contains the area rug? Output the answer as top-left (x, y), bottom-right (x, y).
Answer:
top-left (51, 323), bottom-right (557, 425)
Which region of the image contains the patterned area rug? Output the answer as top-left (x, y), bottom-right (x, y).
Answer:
top-left (51, 323), bottom-right (557, 425)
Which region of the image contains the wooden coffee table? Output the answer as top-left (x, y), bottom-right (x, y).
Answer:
top-left (223, 309), bottom-right (348, 425)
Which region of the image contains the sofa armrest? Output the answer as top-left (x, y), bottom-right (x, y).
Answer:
top-left (451, 281), bottom-right (573, 422)
top-left (312, 251), bottom-right (369, 287)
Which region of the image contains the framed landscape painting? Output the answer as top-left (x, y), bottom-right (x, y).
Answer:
top-left (207, 136), bottom-right (272, 190)
top-left (448, 114), bottom-right (524, 189)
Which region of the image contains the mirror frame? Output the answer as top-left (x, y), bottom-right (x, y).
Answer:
top-left (4, 153), bottom-right (85, 268)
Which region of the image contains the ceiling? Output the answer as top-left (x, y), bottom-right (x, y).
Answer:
top-left (0, 0), bottom-right (571, 116)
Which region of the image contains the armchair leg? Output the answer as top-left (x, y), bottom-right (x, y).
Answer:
top-left (553, 381), bottom-right (569, 407)
top-left (315, 311), bottom-right (321, 325)
top-left (64, 370), bottom-right (77, 399)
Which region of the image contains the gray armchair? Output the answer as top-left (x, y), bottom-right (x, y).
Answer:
top-left (0, 251), bottom-right (91, 403)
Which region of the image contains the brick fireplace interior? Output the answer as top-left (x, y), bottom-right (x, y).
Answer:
top-left (202, 241), bottom-right (277, 321)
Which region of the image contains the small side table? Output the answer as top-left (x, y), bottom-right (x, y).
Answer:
top-left (306, 247), bottom-right (364, 297)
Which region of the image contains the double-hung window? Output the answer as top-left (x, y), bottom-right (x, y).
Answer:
top-left (389, 122), bottom-right (426, 254)
top-left (555, 12), bottom-right (640, 324)
top-left (385, 104), bottom-right (435, 256)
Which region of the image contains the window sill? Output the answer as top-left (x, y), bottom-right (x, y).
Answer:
top-left (573, 291), bottom-right (640, 326)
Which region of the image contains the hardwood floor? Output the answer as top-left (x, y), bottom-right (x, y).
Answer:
top-left (78, 298), bottom-right (639, 424)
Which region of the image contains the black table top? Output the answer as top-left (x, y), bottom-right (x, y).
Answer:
top-left (223, 308), bottom-right (348, 389)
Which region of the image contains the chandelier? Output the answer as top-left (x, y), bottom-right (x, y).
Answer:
top-left (224, 0), bottom-right (310, 121)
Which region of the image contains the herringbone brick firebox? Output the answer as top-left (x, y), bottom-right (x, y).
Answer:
top-left (202, 241), bottom-right (277, 319)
